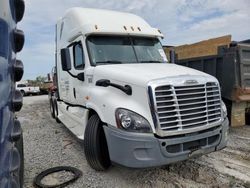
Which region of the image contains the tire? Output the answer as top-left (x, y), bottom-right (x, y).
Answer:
top-left (49, 98), bottom-right (55, 119)
top-left (15, 131), bottom-right (24, 187)
top-left (20, 90), bottom-right (25, 96)
top-left (84, 114), bottom-right (111, 171)
top-left (34, 166), bottom-right (82, 188)
top-left (223, 98), bottom-right (231, 123)
top-left (53, 98), bottom-right (61, 123)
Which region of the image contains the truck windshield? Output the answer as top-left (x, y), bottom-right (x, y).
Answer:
top-left (87, 36), bottom-right (167, 65)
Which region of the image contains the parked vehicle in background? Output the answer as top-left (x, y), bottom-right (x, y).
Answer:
top-left (16, 83), bottom-right (40, 96)
top-left (33, 75), bottom-right (53, 95)
top-left (49, 8), bottom-right (229, 171)
top-left (48, 67), bottom-right (58, 95)
top-left (37, 81), bottom-right (52, 95)
top-left (164, 35), bottom-right (250, 127)
top-left (0, 0), bottom-right (25, 187)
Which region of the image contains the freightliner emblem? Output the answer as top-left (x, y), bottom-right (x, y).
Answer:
top-left (184, 80), bottom-right (198, 85)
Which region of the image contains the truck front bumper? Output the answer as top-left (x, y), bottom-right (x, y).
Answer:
top-left (104, 118), bottom-right (229, 168)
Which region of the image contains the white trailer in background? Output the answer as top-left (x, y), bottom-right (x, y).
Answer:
top-left (49, 8), bottom-right (229, 171)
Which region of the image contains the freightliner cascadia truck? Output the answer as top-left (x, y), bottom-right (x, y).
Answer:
top-left (49, 8), bottom-right (229, 171)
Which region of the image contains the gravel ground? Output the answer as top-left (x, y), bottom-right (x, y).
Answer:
top-left (18, 95), bottom-right (250, 188)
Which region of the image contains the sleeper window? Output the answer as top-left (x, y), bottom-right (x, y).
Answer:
top-left (74, 43), bottom-right (85, 69)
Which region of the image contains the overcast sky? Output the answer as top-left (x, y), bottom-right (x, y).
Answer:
top-left (18, 0), bottom-right (250, 79)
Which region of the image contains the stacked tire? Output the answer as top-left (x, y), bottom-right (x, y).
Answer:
top-left (0, 0), bottom-right (25, 187)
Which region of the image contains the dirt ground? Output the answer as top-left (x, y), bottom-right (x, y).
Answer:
top-left (18, 95), bottom-right (250, 188)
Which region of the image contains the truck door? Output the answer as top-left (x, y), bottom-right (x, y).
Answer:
top-left (69, 37), bottom-right (88, 105)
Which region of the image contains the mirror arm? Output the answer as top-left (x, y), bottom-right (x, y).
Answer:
top-left (66, 71), bottom-right (85, 81)
top-left (66, 70), bottom-right (77, 78)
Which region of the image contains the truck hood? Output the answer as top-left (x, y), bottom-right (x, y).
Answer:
top-left (93, 63), bottom-right (215, 87)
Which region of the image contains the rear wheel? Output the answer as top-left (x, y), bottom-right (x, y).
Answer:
top-left (84, 114), bottom-right (111, 171)
top-left (53, 98), bottom-right (61, 123)
top-left (49, 98), bottom-right (55, 119)
top-left (20, 90), bottom-right (25, 96)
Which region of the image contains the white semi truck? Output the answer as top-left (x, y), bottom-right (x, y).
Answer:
top-left (49, 8), bottom-right (229, 171)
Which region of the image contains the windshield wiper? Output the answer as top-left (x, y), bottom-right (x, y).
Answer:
top-left (96, 60), bottom-right (123, 65)
top-left (139, 60), bottom-right (163, 63)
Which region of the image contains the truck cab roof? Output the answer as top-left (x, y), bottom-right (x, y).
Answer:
top-left (57, 7), bottom-right (163, 44)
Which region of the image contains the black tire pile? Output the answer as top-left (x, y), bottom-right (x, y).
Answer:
top-left (0, 0), bottom-right (25, 187)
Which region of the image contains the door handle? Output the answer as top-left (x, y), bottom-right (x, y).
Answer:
top-left (73, 88), bottom-right (76, 98)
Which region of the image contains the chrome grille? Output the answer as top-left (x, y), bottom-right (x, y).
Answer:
top-left (154, 82), bottom-right (222, 131)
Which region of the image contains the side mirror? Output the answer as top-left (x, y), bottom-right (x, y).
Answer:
top-left (61, 48), bottom-right (71, 71)
top-left (77, 72), bottom-right (85, 81)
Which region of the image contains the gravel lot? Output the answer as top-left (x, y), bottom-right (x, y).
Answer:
top-left (18, 95), bottom-right (250, 188)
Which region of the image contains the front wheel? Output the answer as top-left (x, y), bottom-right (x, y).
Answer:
top-left (84, 114), bottom-right (111, 171)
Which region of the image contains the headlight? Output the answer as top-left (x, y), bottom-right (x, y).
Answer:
top-left (221, 101), bottom-right (227, 119)
top-left (115, 108), bottom-right (152, 133)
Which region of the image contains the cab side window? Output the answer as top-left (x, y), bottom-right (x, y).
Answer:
top-left (73, 43), bottom-right (84, 70)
